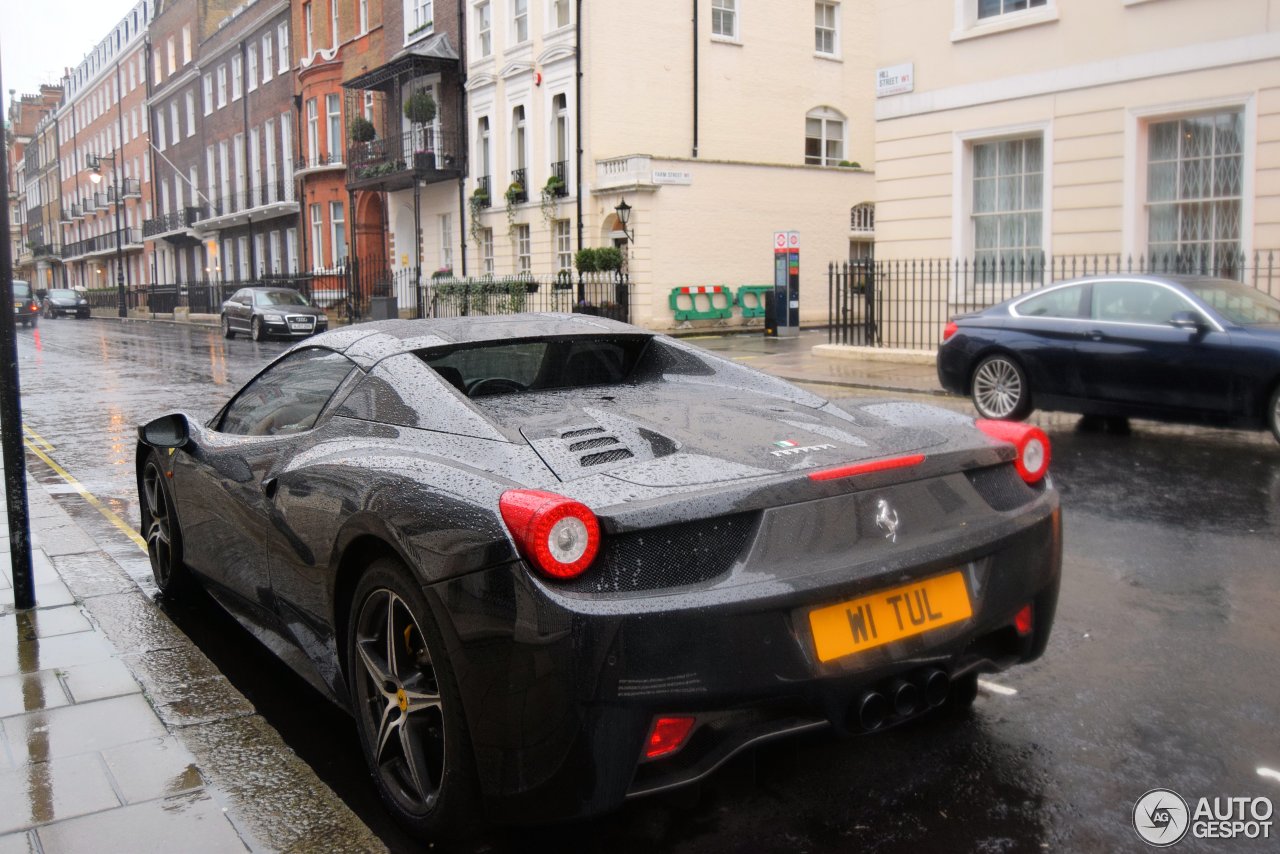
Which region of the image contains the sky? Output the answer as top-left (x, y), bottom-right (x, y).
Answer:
top-left (2, 0), bottom-right (138, 117)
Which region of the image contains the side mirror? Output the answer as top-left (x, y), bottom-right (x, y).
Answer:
top-left (139, 413), bottom-right (190, 449)
top-left (1169, 311), bottom-right (1207, 332)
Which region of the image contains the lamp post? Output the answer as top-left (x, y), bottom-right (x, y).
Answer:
top-left (88, 154), bottom-right (128, 318)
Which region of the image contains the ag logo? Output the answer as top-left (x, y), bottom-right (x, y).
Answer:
top-left (1134, 788), bottom-right (1190, 847)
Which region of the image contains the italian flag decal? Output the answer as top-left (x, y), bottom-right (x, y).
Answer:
top-left (774, 440), bottom-right (798, 448)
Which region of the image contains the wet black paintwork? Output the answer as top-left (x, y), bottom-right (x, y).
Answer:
top-left (135, 315), bottom-right (1061, 822)
top-left (17, 320), bottom-right (1279, 853)
top-left (938, 274), bottom-right (1280, 433)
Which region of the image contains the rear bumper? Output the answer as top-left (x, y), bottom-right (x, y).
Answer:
top-left (936, 341), bottom-right (970, 395)
top-left (430, 490), bottom-right (1061, 823)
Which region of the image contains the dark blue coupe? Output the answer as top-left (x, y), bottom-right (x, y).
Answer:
top-left (937, 274), bottom-right (1280, 441)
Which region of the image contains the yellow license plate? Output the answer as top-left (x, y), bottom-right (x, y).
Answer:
top-left (808, 571), bottom-right (973, 663)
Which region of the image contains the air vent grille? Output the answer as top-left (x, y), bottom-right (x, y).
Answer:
top-left (569, 436), bottom-right (620, 451)
top-left (580, 448), bottom-right (635, 466)
top-left (561, 426), bottom-right (605, 439)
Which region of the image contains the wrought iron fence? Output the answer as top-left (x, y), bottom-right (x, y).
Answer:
top-left (424, 272), bottom-right (630, 322)
top-left (830, 251), bottom-right (1279, 351)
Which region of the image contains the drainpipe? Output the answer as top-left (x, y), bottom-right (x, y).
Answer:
top-left (241, 40), bottom-right (255, 281)
top-left (575, 0), bottom-right (583, 252)
top-left (458, 0), bottom-right (468, 277)
top-left (692, 0), bottom-right (698, 158)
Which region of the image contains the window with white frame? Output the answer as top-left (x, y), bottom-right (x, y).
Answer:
top-left (169, 102), bottom-right (180, 142)
top-left (167, 37), bottom-right (176, 74)
top-left (263, 35), bottom-right (274, 82)
top-left (286, 227), bottom-right (299, 273)
top-left (247, 45), bottom-right (258, 92)
top-left (360, 0), bottom-right (369, 34)
top-left (552, 0), bottom-right (570, 29)
top-left (186, 91), bottom-right (196, 135)
top-left (476, 2), bottom-right (492, 57)
top-left (156, 112), bottom-right (167, 151)
top-left (232, 55), bottom-right (243, 100)
top-left (326, 95), bottom-right (342, 160)
top-left (332, 0), bottom-right (340, 48)
top-left (304, 3), bottom-right (315, 55)
top-left (278, 22), bottom-right (290, 73)
top-left (439, 213), bottom-right (453, 271)
top-left (552, 93), bottom-right (569, 170)
top-left (310, 203), bottom-right (325, 267)
top-left (182, 25), bottom-right (192, 64)
top-left (513, 0), bottom-right (529, 43)
top-left (407, 0), bottom-right (434, 39)
top-left (511, 105), bottom-right (527, 173)
top-left (306, 99), bottom-right (319, 164)
top-left (971, 135), bottom-right (1043, 270)
top-left (203, 73), bottom-right (213, 114)
top-left (481, 228), bottom-right (494, 275)
top-left (815, 2), bottom-right (838, 55)
top-left (978, 0), bottom-right (1046, 19)
top-left (515, 224), bottom-right (532, 273)
top-left (364, 91), bottom-right (374, 120)
top-left (217, 65), bottom-right (227, 107)
top-left (238, 235), bottom-right (250, 280)
top-left (805, 107), bottom-right (845, 166)
top-left (478, 116), bottom-right (491, 180)
top-left (1145, 110), bottom-right (1243, 270)
top-left (712, 0), bottom-right (737, 39)
top-left (331, 201), bottom-right (347, 263)
top-left (554, 219), bottom-right (572, 271)
top-left (270, 231), bottom-right (282, 274)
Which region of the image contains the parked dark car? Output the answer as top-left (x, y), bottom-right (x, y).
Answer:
top-left (137, 315), bottom-right (1061, 839)
top-left (11, 280), bottom-right (40, 327)
top-left (221, 286), bottom-right (328, 341)
top-left (42, 287), bottom-right (91, 319)
top-left (938, 274), bottom-right (1280, 442)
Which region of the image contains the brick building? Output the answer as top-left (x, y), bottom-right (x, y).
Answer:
top-left (7, 86), bottom-right (63, 288)
top-left (57, 0), bottom-right (154, 298)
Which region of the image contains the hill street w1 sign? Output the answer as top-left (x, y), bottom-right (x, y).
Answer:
top-left (876, 63), bottom-right (914, 97)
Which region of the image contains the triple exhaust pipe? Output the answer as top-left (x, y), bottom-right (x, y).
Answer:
top-left (848, 668), bottom-right (951, 732)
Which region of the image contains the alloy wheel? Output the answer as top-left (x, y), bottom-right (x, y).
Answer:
top-left (252, 317), bottom-right (263, 342)
top-left (973, 357), bottom-right (1025, 419)
top-left (353, 587), bottom-right (446, 816)
top-left (142, 461), bottom-right (176, 588)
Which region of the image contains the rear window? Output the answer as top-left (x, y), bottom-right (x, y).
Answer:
top-left (1181, 278), bottom-right (1280, 326)
top-left (421, 335), bottom-right (651, 398)
top-left (11, 282), bottom-right (31, 298)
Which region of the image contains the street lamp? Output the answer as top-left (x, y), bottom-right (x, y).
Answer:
top-left (614, 198), bottom-right (633, 243)
top-left (87, 154), bottom-right (128, 318)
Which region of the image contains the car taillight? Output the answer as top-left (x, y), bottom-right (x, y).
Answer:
top-left (499, 489), bottom-right (600, 579)
top-left (808, 454), bottom-right (925, 482)
top-left (942, 321), bottom-right (959, 342)
top-left (29, 302), bottom-right (38, 311)
top-left (644, 716), bottom-right (696, 760)
top-left (975, 419), bottom-right (1050, 484)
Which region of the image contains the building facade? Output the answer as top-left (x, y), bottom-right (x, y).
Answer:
top-left (873, 0), bottom-right (1280, 268)
top-left (465, 0), bottom-right (876, 328)
top-left (7, 86), bottom-right (63, 288)
top-left (57, 1), bottom-right (154, 296)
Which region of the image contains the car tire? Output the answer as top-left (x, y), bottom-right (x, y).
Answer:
top-left (140, 452), bottom-right (190, 595)
top-left (346, 557), bottom-right (480, 841)
top-left (222, 315), bottom-right (235, 339)
top-left (1268, 384), bottom-right (1280, 444)
top-left (251, 316), bottom-right (264, 342)
top-left (971, 354), bottom-right (1031, 421)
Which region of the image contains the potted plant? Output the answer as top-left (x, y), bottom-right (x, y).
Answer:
top-left (540, 175), bottom-right (565, 223)
top-left (349, 116), bottom-right (375, 143)
top-left (505, 181), bottom-right (525, 206)
top-left (596, 246), bottom-right (624, 272)
top-left (403, 91), bottom-right (437, 170)
top-left (574, 247), bottom-right (600, 273)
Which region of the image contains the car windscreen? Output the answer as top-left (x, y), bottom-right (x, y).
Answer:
top-left (420, 335), bottom-right (651, 397)
top-left (1181, 279), bottom-right (1280, 326)
top-left (11, 283), bottom-right (31, 298)
top-left (49, 289), bottom-right (78, 300)
top-left (256, 290), bottom-right (310, 306)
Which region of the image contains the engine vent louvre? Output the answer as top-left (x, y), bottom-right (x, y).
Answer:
top-left (580, 448), bottom-right (635, 466)
top-left (569, 436), bottom-right (621, 451)
top-left (561, 426), bottom-right (606, 439)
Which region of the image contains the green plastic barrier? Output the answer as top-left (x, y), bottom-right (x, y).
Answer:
top-left (668, 285), bottom-right (735, 322)
top-left (737, 285), bottom-right (773, 319)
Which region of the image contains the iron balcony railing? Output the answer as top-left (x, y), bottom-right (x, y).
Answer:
top-left (69, 203), bottom-right (84, 219)
top-left (507, 168), bottom-right (528, 204)
top-left (296, 152), bottom-right (345, 171)
top-left (31, 242), bottom-right (61, 259)
top-left (143, 207), bottom-right (203, 238)
top-left (347, 127), bottom-right (462, 186)
top-left (61, 228), bottom-right (145, 259)
top-left (194, 180), bottom-right (299, 222)
top-left (473, 175), bottom-right (492, 208)
top-left (548, 160), bottom-right (569, 197)
top-left (108, 178), bottom-right (142, 201)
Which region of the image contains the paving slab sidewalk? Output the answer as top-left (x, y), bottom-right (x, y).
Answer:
top-left (0, 476), bottom-right (385, 853)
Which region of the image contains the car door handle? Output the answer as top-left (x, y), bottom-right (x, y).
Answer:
top-left (263, 476), bottom-right (278, 499)
top-left (1085, 329), bottom-right (1106, 341)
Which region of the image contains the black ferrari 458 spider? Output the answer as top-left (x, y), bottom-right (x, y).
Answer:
top-left (136, 314), bottom-right (1061, 838)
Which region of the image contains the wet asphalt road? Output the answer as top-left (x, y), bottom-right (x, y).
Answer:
top-left (10, 317), bottom-right (1280, 853)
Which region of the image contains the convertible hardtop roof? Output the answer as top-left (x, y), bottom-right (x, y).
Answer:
top-left (291, 313), bottom-right (642, 369)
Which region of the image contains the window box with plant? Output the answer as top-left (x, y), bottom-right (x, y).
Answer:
top-left (540, 175), bottom-right (566, 223)
top-left (407, 21), bottom-right (433, 41)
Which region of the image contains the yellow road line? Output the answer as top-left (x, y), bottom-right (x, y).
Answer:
top-left (22, 439), bottom-right (147, 552)
top-left (22, 424), bottom-right (55, 453)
